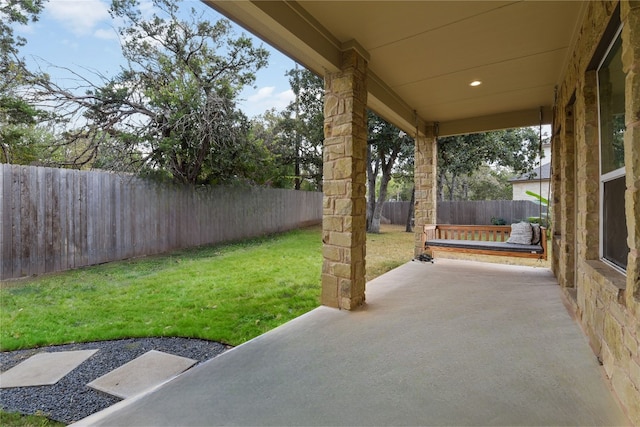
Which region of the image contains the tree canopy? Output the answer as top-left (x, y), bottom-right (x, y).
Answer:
top-left (247, 67), bottom-right (325, 191)
top-left (437, 128), bottom-right (545, 201)
top-left (366, 112), bottom-right (413, 232)
top-left (0, 0), bottom-right (48, 164)
top-left (0, 0), bottom-right (45, 76)
top-left (17, 0), bottom-right (272, 185)
top-left (3, 1), bottom-right (548, 200)
top-left (278, 67), bottom-right (324, 190)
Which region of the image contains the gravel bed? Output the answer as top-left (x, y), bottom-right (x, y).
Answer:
top-left (0, 337), bottom-right (230, 424)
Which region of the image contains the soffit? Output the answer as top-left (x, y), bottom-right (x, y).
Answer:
top-left (205, 1), bottom-right (587, 136)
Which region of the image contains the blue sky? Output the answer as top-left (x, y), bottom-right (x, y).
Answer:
top-left (16, 0), bottom-right (298, 118)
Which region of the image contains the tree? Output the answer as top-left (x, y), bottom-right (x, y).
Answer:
top-left (467, 166), bottom-right (513, 200)
top-left (251, 67), bottom-right (324, 191)
top-left (437, 128), bottom-right (543, 201)
top-left (1, 0), bottom-right (45, 83)
top-left (279, 66), bottom-right (324, 190)
top-left (1, 0), bottom-right (48, 164)
top-left (388, 140), bottom-right (415, 232)
top-left (438, 165), bottom-right (513, 201)
top-left (24, 0), bottom-right (270, 184)
top-left (405, 187), bottom-right (415, 232)
top-left (367, 112), bottom-right (413, 233)
top-left (1, 96), bottom-right (35, 163)
top-left (248, 109), bottom-right (292, 188)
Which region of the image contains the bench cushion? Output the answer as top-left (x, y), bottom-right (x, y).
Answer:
top-left (426, 239), bottom-right (544, 254)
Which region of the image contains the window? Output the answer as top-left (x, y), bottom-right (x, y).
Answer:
top-left (597, 29), bottom-right (628, 272)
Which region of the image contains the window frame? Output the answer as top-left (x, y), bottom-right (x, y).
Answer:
top-left (596, 25), bottom-right (627, 274)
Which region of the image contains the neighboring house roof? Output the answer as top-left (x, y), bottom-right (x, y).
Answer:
top-left (509, 162), bottom-right (551, 183)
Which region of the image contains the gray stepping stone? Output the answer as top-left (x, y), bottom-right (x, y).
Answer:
top-left (0, 349), bottom-right (98, 388)
top-left (87, 350), bottom-right (196, 399)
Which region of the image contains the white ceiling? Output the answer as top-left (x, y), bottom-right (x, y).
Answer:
top-left (205, 1), bottom-right (587, 136)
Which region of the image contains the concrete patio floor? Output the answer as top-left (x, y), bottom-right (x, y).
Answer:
top-left (75, 259), bottom-right (629, 426)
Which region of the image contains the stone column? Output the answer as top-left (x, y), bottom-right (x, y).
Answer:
top-left (321, 49), bottom-right (367, 310)
top-left (559, 105), bottom-right (576, 289)
top-left (575, 71), bottom-right (600, 262)
top-left (414, 127), bottom-right (437, 256)
top-left (621, 0), bottom-right (640, 308)
top-left (551, 120), bottom-right (563, 278)
top-left (551, 124), bottom-right (563, 238)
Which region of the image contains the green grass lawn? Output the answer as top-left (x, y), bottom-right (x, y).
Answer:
top-left (0, 224), bottom-right (415, 352)
top-left (1, 224), bottom-right (415, 426)
top-left (0, 411), bottom-right (65, 427)
top-left (0, 227), bottom-right (323, 351)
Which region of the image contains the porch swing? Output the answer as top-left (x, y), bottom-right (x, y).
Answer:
top-left (421, 110), bottom-right (548, 261)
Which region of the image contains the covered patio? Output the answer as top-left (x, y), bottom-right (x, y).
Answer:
top-left (68, 1), bottom-right (640, 423)
top-left (200, 1), bottom-right (640, 422)
top-left (75, 259), bottom-right (628, 426)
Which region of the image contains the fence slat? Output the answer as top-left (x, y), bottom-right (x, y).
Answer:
top-left (38, 167), bottom-right (48, 275)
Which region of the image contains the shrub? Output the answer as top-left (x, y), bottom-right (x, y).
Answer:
top-left (491, 217), bottom-right (506, 225)
top-left (527, 215), bottom-right (549, 227)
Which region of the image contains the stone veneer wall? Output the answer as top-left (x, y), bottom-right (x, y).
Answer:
top-left (321, 49), bottom-right (368, 310)
top-left (552, 1), bottom-right (640, 423)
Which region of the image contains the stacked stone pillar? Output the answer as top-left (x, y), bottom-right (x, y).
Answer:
top-left (575, 71), bottom-right (601, 262)
top-left (413, 128), bottom-right (438, 256)
top-left (558, 105), bottom-right (576, 289)
top-left (321, 49), bottom-right (368, 310)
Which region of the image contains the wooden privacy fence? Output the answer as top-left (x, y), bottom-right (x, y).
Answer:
top-left (437, 200), bottom-right (546, 225)
top-left (0, 164), bottom-right (322, 280)
top-left (381, 201), bottom-right (411, 225)
top-left (382, 200), bottom-right (546, 226)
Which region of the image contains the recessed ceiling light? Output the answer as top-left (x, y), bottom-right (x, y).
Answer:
top-left (470, 80), bottom-right (482, 87)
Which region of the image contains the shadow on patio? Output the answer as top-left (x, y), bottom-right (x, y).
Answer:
top-left (75, 259), bottom-right (629, 426)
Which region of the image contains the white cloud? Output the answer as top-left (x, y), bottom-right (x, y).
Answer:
top-left (244, 86), bottom-right (295, 116)
top-left (94, 28), bottom-right (118, 40)
top-left (46, 0), bottom-right (110, 36)
top-left (275, 89), bottom-right (296, 105)
top-left (248, 86), bottom-right (276, 103)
